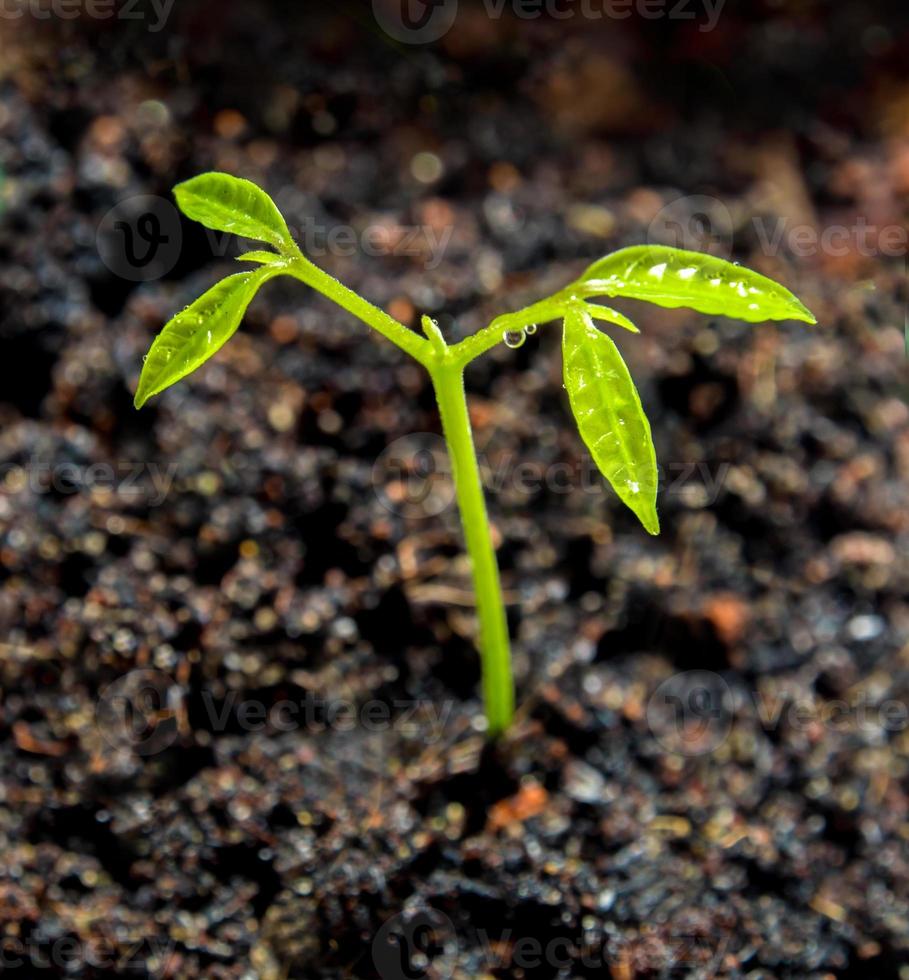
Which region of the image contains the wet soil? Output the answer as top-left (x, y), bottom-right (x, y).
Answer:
top-left (1, 3), bottom-right (909, 977)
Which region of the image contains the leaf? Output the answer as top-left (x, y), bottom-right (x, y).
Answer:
top-left (584, 303), bottom-right (640, 334)
top-left (562, 306), bottom-right (659, 535)
top-left (134, 269), bottom-right (274, 408)
top-left (574, 245), bottom-right (816, 324)
top-left (174, 173), bottom-right (294, 252)
top-left (236, 250), bottom-right (286, 265)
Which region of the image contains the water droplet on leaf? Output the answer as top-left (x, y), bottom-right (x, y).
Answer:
top-left (503, 329), bottom-right (526, 349)
top-left (525, 323), bottom-right (538, 335)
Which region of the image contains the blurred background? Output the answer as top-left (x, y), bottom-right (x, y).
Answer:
top-left (1, 1), bottom-right (908, 976)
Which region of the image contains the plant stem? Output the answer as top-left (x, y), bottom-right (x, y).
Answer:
top-left (285, 253), bottom-right (517, 732)
top-left (449, 293), bottom-right (571, 368)
top-left (431, 359), bottom-right (514, 735)
top-left (287, 256), bottom-right (431, 365)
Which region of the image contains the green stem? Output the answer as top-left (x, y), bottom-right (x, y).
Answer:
top-left (284, 254), bottom-right (517, 733)
top-left (431, 359), bottom-right (514, 735)
top-left (287, 256), bottom-right (431, 365)
top-left (449, 292), bottom-right (572, 369)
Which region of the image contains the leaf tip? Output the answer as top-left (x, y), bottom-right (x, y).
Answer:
top-left (133, 375), bottom-right (154, 410)
top-left (639, 506), bottom-right (661, 536)
top-left (797, 304), bottom-right (818, 325)
top-left (781, 292), bottom-right (817, 324)
top-left (235, 250), bottom-right (282, 265)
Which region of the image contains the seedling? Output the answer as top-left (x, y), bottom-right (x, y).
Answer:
top-left (134, 173), bottom-right (815, 736)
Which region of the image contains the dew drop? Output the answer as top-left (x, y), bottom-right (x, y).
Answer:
top-left (525, 323), bottom-right (538, 336)
top-left (503, 329), bottom-right (526, 349)
top-left (142, 354), bottom-right (148, 363)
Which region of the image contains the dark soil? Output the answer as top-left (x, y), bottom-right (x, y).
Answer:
top-left (1, 2), bottom-right (909, 977)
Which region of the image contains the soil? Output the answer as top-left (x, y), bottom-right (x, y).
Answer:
top-left (1, 2), bottom-right (909, 978)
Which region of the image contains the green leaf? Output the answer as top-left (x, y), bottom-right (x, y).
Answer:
top-left (236, 250), bottom-right (286, 265)
top-left (584, 303), bottom-right (640, 334)
top-left (134, 269), bottom-right (274, 408)
top-left (574, 245), bottom-right (816, 324)
top-left (562, 306), bottom-right (659, 535)
top-left (174, 173), bottom-right (294, 252)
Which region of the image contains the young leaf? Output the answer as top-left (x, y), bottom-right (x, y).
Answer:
top-left (174, 173), bottom-right (294, 252)
top-left (574, 245), bottom-right (816, 324)
top-left (562, 307), bottom-right (659, 535)
top-left (584, 303), bottom-right (640, 334)
top-left (236, 250), bottom-right (287, 265)
top-left (134, 268), bottom-right (275, 408)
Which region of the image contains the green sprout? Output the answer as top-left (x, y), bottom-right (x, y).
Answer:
top-left (134, 173), bottom-right (816, 737)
